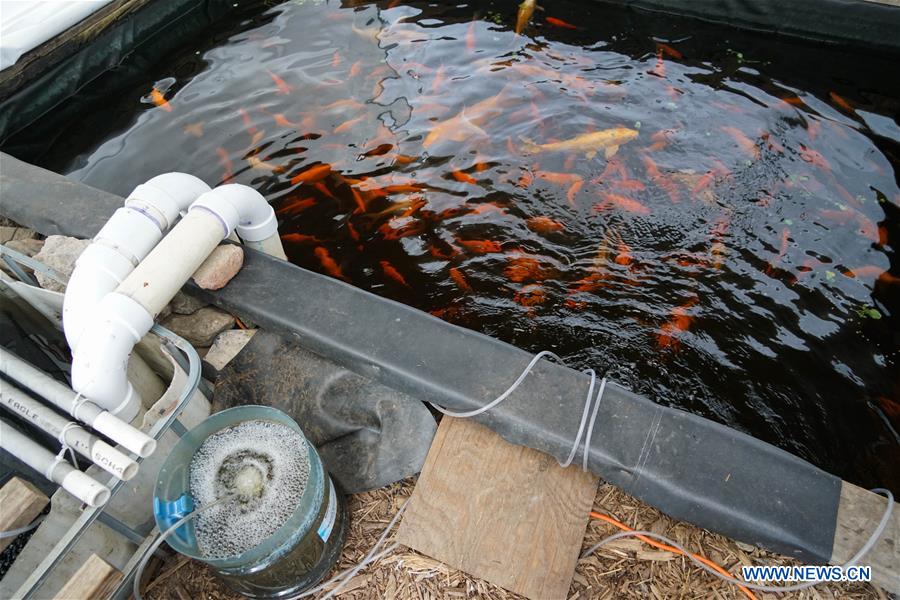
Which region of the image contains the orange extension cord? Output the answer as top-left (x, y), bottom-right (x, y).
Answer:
top-left (589, 511), bottom-right (758, 600)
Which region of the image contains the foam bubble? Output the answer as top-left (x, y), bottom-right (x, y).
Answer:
top-left (189, 420), bottom-right (311, 558)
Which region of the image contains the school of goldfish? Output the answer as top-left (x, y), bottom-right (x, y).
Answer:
top-left (133, 0), bottom-right (897, 367)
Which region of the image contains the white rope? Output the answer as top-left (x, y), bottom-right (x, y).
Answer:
top-left (429, 350), bottom-right (608, 471)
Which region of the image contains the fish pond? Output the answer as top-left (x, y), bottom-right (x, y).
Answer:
top-left (7, 0), bottom-right (900, 491)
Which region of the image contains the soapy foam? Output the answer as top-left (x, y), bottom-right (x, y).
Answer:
top-left (189, 420), bottom-right (310, 558)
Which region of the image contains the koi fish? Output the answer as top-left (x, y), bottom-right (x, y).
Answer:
top-left (720, 126), bottom-right (760, 160)
top-left (276, 197), bottom-right (317, 216)
top-left (432, 64), bottom-right (446, 94)
top-left (267, 70), bottom-right (292, 95)
top-left (466, 19), bottom-right (476, 52)
top-left (594, 193), bottom-right (651, 215)
top-left (314, 247), bottom-right (346, 280)
top-left (332, 51), bottom-right (342, 67)
top-left (829, 91), bottom-right (855, 115)
top-left (505, 255), bottom-right (553, 283)
top-left (216, 147), bottom-right (234, 182)
top-left (657, 296), bottom-right (698, 349)
top-left (516, 0), bottom-right (536, 34)
top-left (451, 170), bottom-right (478, 184)
top-left (526, 216), bottom-right (565, 233)
top-left (334, 116), bottom-right (364, 134)
top-left (361, 143), bottom-right (394, 158)
top-left (183, 122), bottom-right (203, 137)
top-left (514, 284), bottom-right (547, 310)
top-left (449, 267), bottom-right (472, 292)
top-left (291, 163), bottom-right (332, 185)
top-left (457, 238), bottom-right (503, 254)
top-left (546, 16), bottom-right (577, 29)
top-left (270, 113), bottom-right (299, 128)
top-left (614, 239), bottom-right (633, 266)
top-left (655, 42), bottom-right (682, 59)
top-left (798, 144), bottom-right (831, 171)
top-left (349, 61), bottom-right (363, 78)
top-left (521, 126), bottom-right (638, 160)
top-left (423, 88), bottom-right (508, 148)
top-left (149, 88), bottom-right (172, 112)
top-left (247, 155), bottom-right (285, 173)
top-left (381, 261), bottom-right (410, 287)
top-left (282, 233), bottom-right (322, 244)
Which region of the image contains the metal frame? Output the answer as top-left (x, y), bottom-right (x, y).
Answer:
top-left (0, 243), bottom-right (202, 599)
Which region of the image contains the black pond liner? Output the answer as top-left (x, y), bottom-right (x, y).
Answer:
top-left (3, 0), bottom-right (900, 568)
top-left (1, 152), bottom-right (841, 563)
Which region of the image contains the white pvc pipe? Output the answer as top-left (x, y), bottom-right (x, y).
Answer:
top-left (63, 173), bottom-right (211, 351)
top-left (0, 385), bottom-right (138, 480)
top-left (71, 184), bottom-right (285, 418)
top-left (0, 348), bottom-right (156, 457)
top-left (0, 419), bottom-right (110, 507)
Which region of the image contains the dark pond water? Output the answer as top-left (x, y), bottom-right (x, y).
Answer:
top-left (10, 0), bottom-right (900, 491)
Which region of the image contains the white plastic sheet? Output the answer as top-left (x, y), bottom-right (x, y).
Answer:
top-left (0, 1), bottom-right (113, 71)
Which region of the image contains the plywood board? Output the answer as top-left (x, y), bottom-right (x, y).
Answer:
top-left (831, 481), bottom-right (899, 595)
top-left (396, 417), bottom-right (598, 600)
top-left (0, 476), bottom-right (48, 553)
top-left (53, 553), bottom-right (122, 600)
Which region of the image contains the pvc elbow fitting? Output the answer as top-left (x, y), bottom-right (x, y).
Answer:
top-left (191, 184), bottom-right (279, 242)
top-left (70, 293), bottom-right (154, 421)
top-left (126, 172), bottom-right (212, 230)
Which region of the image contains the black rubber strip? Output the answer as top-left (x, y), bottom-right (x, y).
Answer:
top-left (0, 152), bottom-right (842, 561)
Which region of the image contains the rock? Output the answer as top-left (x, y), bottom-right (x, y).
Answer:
top-left (204, 329), bottom-right (257, 372)
top-left (161, 307), bottom-right (235, 347)
top-left (169, 291), bottom-right (207, 315)
top-left (33, 236), bottom-right (90, 292)
top-left (192, 245), bottom-right (243, 290)
top-left (0, 226), bottom-right (37, 244)
top-left (6, 238), bottom-right (44, 256)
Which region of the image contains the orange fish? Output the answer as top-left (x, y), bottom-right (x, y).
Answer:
top-left (313, 182), bottom-right (337, 200)
top-left (314, 247), bottom-right (346, 280)
top-left (657, 296), bottom-right (698, 349)
top-left (361, 143), bottom-right (394, 158)
top-left (829, 91), bottom-right (855, 115)
top-left (276, 197), bottom-right (317, 216)
top-left (332, 51), bottom-right (342, 67)
top-left (466, 19), bottom-right (476, 52)
top-left (655, 42), bottom-right (682, 59)
top-left (614, 240), bottom-right (633, 266)
top-left (238, 108), bottom-right (259, 135)
top-left (247, 155), bottom-right (284, 173)
top-left (149, 88), bottom-right (172, 112)
top-left (514, 284), bottom-right (547, 310)
top-left (349, 61), bottom-right (363, 78)
top-left (505, 256), bottom-right (553, 283)
top-left (526, 216), bottom-right (565, 233)
top-left (457, 238), bottom-right (503, 254)
top-left (183, 122), bottom-right (203, 137)
top-left (651, 48), bottom-right (666, 78)
top-left (267, 70), bottom-right (292, 95)
top-left (423, 88), bottom-right (507, 147)
top-left (282, 233), bottom-right (322, 244)
top-left (449, 267), bottom-right (472, 292)
top-left (346, 221), bottom-right (361, 243)
top-left (350, 187), bottom-right (367, 214)
top-left (451, 170), bottom-right (478, 184)
top-left (432, 64), bottom-right (446, 94)
top-left (291, 164), bottom-right (332, 185)
top-left (766, 227), bottom-right (790, 274)
top-left (216, 147), bottom-right (234, 182)
top-left (721, 126), bottom-right (760, 160)
top-left (271, 113), bottom-right (299, 128)
top-left (546, 16), bottom-right (577, 29)
top-left (594, 193), bottom-right (651, 215)
top-left (614, 179), bottom-right (646, 192)
top-left (798, 144), bottom-right (831, 171)
top-left (334, 116), bottom-right (364, 134)
top-left (381, 261), bottom-right (410, 287)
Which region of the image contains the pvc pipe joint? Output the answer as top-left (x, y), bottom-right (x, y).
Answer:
top-left (190, 184), bottom-right (279, 241)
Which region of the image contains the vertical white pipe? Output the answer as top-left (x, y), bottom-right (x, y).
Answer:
top-left (0, 348), bottom-right (156, 457)
top-left (0, 420), bottom-right (110, 507)
top-left (0, 385), bottom-right (138, 480)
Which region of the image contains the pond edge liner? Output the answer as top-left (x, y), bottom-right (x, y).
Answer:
top-left (0, 152), bottom-right (842, 564)
top-left (600, 0), bottom-right (900, 56)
